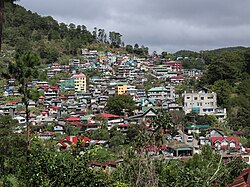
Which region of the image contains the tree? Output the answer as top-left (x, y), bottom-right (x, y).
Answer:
top-left (0, 115), bottom-right (26, 177)
top-left (110, 131), bottom-right (126, 148)
top-left (105, 95), bottom-right (136, 116)
top-left (8, 51), bottom-right (41, 153)
top-left (89, 128), bottom-right (109, 140)
top-left (109, 31), bottom-right (122, 48)
top-left (212, 80), bottom-right (232, 108)
top-left (125, 44), bottom-right (133, 54)
top-left (0, 0), bottom-right (18, 52)
top-left (203, 51), bottom-right (245, 84)
top-left (92, 27), bottom-right (97, 40)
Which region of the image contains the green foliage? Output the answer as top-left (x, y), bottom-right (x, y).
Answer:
top-left (0, 115), bottom-right (26, 177)
top-left (18, 145), bottom-right (108, 186)
top-left (202, 50), bottom-right (246, 85)
top-left (3, 2), bottom-right (94, 61)
top-left (110, 131), bottom-right (126, 148)
top-left (105, 94), bottom-right (136, 116)
top-left (109, 31), bottom-right (122, 48)
top-left (212, 80), bottom-right (233, 108)
top-left (9, 51), bottom-right (41, 83)
top-left (88, 128), bottom-right (110, 140)
top-left (126, 124), bottom-right (140, 143)
top-left (86, 145), bottom-right (115, 162)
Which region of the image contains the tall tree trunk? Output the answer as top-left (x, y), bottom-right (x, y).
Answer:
top-left (0, 0), bottom-right (4, 53)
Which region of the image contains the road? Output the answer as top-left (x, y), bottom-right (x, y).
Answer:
top-left (178, 129), bottom-right (199, 148)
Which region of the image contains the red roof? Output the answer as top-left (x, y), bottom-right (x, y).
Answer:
top-left (41, 111), bottom-right (48, 115)
top-left (39, 131), bottom-right (55, 136)
top-left (63, 136), bottom-right (91, 144)
top-left (44, 86), bottom-right (59, 91)
top-left (118, 124), bottom-right (130, 127)
top-left (96, 113), bottom-right (120, 119)
top-left (49, 105), bottom-right (58, 110)
top-left (211, 136), bottom-right (239, 147)
top-left (6, 101), bottom-right (18, 105)
top-left (66, 117), bottom-right (81, 121)
top-left (171, 76), bottom-right (184, 79)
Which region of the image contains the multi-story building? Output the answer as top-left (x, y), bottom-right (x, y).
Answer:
top-left (147, 86), bottom-right (175, 100)
top-left (115, 82), bottom-right (128, 95)
top-left (71, 73), bottom-right (87, 93)
top-left (183, 88), bottom-right (226, 121)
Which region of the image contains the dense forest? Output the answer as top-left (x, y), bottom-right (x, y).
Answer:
top-left (1, 2), bottom-right (149, 63)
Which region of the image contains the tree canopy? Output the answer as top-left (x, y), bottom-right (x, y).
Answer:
top-left (105, 94), bottom-right (136, 116)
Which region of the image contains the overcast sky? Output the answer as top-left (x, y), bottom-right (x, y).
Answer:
top-left (18, 0), bottom-right (250, 53)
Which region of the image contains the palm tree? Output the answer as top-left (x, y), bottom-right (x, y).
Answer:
top-left (0, 0), bottom-right (18, 53)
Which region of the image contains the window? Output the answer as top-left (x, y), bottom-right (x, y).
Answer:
top-left (201, 97), bottom-right (204, 100)
top-left (194, 97), bottom-right (198, 100)
top-left (208, 96), bottom-right (213, 99)
top-left (187, 97), bottom-right (190, 99)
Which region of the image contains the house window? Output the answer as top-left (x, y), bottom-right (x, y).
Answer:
top-left (201, 97), bottom-right (204, 100)
top-left (194, 97), bottom-right (198, 100)
top-left (187, 97), bottom-right (190, 99)
top-left (208, 96), bottom-right (213, 99)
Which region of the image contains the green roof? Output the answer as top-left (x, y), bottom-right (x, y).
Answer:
top-left (186, 124), bottom-right (210, 129)
top-left (81, 115), bottom-right (92, 120)
top-left (174, 147), bottom-right (193, 151)
top-left (148, 87), bottom-right (167, 92)
top-left (117, 82), bottom-right (128, 86)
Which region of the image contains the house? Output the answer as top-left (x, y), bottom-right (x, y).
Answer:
top-left (117, 123), bottom-right (130, 132)
top-left (44, 86), bottom-right (59, 99)
top-left (14, 116), bottom-right (26, 125)
top-left (81, 123), bottom-right (100, 132)
top-left (38, 131), bottom-right (55, 140)
top-left (206, 128), bottom-right (225, 138)
top-left (185, 124), bottom-right (210, 134)
top-left (161, 100), bottom-right (181, 111)
top-left (165, 61), bottom-right (182, 72)
top-left (58, 136), bottom-right (91, 149)
top-left (211, 136), bottom-right (239, 150)
top-left (129, 108), bottom-right (157, 124)
top-left (54, 124), bottom-right (65, 134)
top-left (66, 116), bottom-right (81, 123)
top-left (170, 75), bottom-right (185, 85)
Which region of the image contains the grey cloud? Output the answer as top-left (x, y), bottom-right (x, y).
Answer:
top-left (18, 0), bottom-right (250, 53)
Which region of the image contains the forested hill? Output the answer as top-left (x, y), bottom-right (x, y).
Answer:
top-left (2, 2), bottom-right (95, 63)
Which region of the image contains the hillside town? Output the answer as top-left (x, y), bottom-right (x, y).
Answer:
top-left (1, 1), bottom-right (250, 186)
top-left (1, 48), bottom-right (249, 166)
